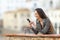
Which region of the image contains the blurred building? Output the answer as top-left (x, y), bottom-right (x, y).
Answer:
top-left (1, 0), bottom-right (60, 34)
top-left (3, 8), bottom-right (31, 32)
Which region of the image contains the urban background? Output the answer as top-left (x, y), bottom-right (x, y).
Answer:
top-left (0, 0), bottom-right (60, 35)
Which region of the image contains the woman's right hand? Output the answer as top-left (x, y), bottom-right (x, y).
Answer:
top-left (29, 21), bottom-right (36, 28)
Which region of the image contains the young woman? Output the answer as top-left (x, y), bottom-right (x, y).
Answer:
top-left (29, 8), bottom-right (54, 34)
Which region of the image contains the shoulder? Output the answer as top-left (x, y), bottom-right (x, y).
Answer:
top-left (43, 18), bottom-right (50, 23)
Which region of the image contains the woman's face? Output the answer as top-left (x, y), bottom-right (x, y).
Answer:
top-left (35, 11), bottom-right (40, 19)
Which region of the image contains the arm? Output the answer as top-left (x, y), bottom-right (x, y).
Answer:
top-left (31, 27), bottom-right (39, 34)
top-left (29, 21), bottom-right (39, 34)
top-left (40, 19), bottom-right (50, 34)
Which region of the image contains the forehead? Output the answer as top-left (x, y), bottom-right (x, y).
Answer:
top-left (35, 11), bottom-right (37, 13)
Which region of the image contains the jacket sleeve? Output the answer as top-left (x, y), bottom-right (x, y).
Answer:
top-left (40, 19), bottom-right (50, 34)
top-left (31, 27), bottom-right (39, 34)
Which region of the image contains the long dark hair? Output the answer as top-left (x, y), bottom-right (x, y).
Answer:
top-left (35, 8), bottom-right (47, 19)
top-left (35, 8), bottom-right (54, 33)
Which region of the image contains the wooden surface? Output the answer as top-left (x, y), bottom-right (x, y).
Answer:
top-left (3, 34), bottom-right (60, 37)
top-left (2, 34), bottom-right (60, 40)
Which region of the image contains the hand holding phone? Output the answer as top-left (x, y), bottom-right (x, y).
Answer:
top-left (27, 19), bottom-right (36, 28)
top-left (27, 19), bottom-right (31, 23)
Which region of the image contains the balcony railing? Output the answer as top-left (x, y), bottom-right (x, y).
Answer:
top-left (2, 34), bottom-right (60, 40)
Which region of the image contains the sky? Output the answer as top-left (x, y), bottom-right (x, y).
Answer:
top-left (0, 0), bottom-right (59, 19)
top-left (0, 0), bottom-right (42, 19)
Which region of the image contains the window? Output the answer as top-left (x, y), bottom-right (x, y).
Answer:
top-left (27, 14), bottom-right (30, 17)
top-left (14, 14), bottom-right (17, 18)
top-left (59, 23), bottom-right (60, 34)
top-left (54, 22), bottom-right (57, 34)
top-left (50, 0), bottom-right (53, 8)
top-left (14, 26), bottom-right (18, 29)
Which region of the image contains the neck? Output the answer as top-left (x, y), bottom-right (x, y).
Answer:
top-left (38, 18), bottom-right (43, 22)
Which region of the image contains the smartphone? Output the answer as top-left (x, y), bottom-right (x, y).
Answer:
top-left (27, 19), bottom-right (31, 23)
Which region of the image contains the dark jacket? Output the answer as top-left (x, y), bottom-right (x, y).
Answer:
top-left (31, 18), bottom-right (54, 34)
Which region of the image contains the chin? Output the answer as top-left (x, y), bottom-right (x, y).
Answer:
top-left (36, 18), bottom-right (39, 20)
top-left (35, 17), bottom-right (39, 19)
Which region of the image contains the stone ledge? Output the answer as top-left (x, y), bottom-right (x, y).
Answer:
top-left (1, 34), bottom-right (60, 40)
top-left (2, 34), bottom-right (60, 38)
